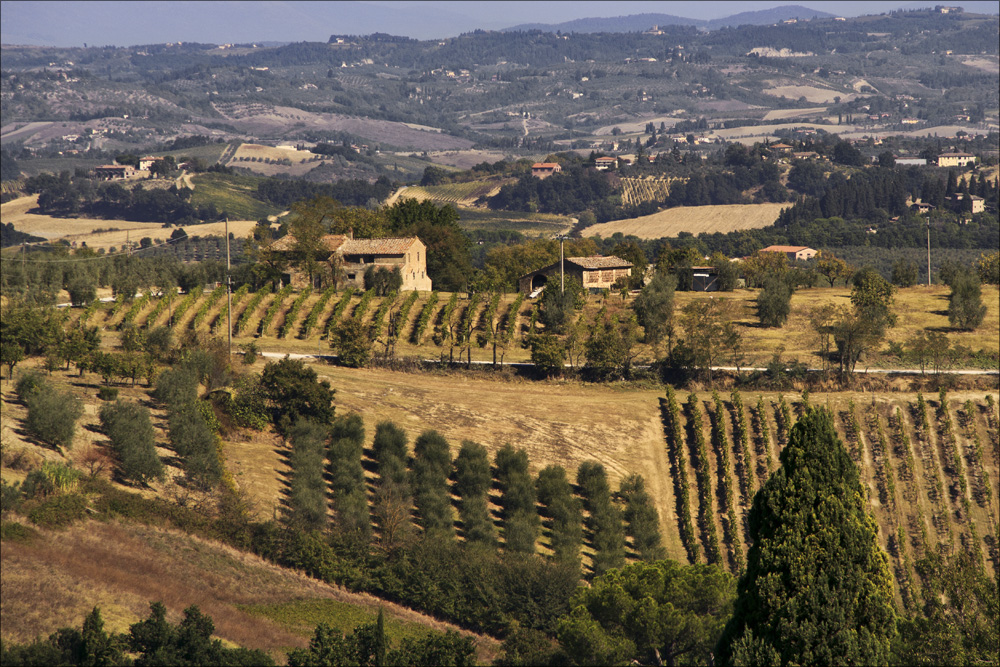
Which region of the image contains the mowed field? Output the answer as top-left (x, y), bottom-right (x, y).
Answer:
top-left (1, 195), bottom-right (260, 250)
top-left (584, 203), bottom-right (787, 239)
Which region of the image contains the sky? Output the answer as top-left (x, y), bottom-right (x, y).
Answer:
top-left (2, 1), bottom-right (998, 46)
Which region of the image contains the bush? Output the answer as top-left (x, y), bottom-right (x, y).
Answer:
top-left (948, 269), bottom-right (987, 331)
top-left (24, 383), bottom-right (83, 450)
top-left (26, 493), bottom-right (87, 529)
top-left (99, 400), bottom-right (165, 485)
top-left (756, 276), bottom-right (793, 328)
top-left (97, 387), bottom-right (119, 401)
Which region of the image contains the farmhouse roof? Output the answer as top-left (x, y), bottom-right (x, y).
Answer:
top-left (760, 245), bottom-right (813, 253)
top-left (340, 237), bottom-right (420, 255)
top-left (770, 143), bottom-right (793, 150)
top-left (938, 152), bottom-right (975, 157)
top-left (532, 162), bottom-right (561, 169)
top-left (269, 233), bottom-right (347, 253)
top-left (565, 256), bottom-right (633, 270)
top-left (595, 156), bottom-right (617, 162)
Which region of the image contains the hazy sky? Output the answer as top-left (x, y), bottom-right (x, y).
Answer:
top-left (2, 1), bottom-right (998, 46)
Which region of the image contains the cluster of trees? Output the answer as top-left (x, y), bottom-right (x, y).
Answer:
top-left (24, 172), bottom-right (226, 225)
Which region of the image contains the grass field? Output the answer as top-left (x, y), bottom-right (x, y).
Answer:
top-left (583, 203), bottom-right (787, 239)
top-left (187, 172), bottom-right (280, 221)
top-left (1, 194), bottom-right (263, 250)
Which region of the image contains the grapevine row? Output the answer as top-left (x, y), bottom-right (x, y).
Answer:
top-left (731, 390), bottom-right (755, 499)
top-left (390, 291), bottom-right (420, 342)
top-left (234, 285), bottom-right (272, 336)
top-left (369, 291), bottom-right (397, 341)
top-left (143, 290), bottom-right (176, 329)
top-left (351, 288), bottom-right (376, 322)
top-left (278, 288), bottom-right (312, 339)
top-left (663, 387), bottom-right (699, 564)
top-left (914, 392), bottom-right (953, 547)
top-left (686, 393), bottom-right (722, 566)
top-left (753, 395), bottom-right (774, 476)
top-left (191, 284), bottom-right (227, 330)
top-left (324, 288), bottom-right (356, 338)
top-left (169, 286), bottom-right (204, 329)
top-left (299, 285), bottom-right (338, 339)
top-left (410, 292), bottom-right (439, 344)
top-left (211, 284), bottom-right (250, 334)
top-left (120, 292), bottom-right (152, 329)
top-left (712, 392), bottom-right (744, 573)
top-left (258, 285), bottom-right (293, 336)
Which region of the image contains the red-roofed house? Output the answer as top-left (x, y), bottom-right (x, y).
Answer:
top-left (518, 255), bottom-right (633, 293)
top-left (759, 245), bottom-right (818, 261)
top-left (270, 233), bottom-right (431, 291)
top-left (594, 156), bottom-right (618, 170)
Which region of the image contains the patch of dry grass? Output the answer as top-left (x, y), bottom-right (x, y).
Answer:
top-left (585, 203), bottom-right (786, 240)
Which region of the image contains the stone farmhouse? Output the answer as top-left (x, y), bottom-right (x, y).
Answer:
top-left (936, 152), bottom-right (976, 168)
top-left (531, 162), bottom-right (562, 179)
top-left (270, 233), bottom-right (432, 291)
top-left (759, 245), bottom-right (818, 261)
top-left (519, 255), bottom-right (632, 293)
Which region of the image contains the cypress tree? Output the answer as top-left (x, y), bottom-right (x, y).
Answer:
top-left (286, 418), bottom-right (328, 532)
top-left (495, 444), bottom-right (540, 554)
top-left (411, 430), bottom-right (455, 539)
top-left (536, 464), bottom-right (583, 567)
top-left (328, 413), bottom-right (371, 543)
top-left (372, 421), bottom-right (413, 548)
top-left (454, 440), bottom-right (496, 547)
top-left (716, 408), bottom-right (897, 666)
top-left (619, 473), bottom-right (665, 562)
top-left (577, 461), bottom-right (626, 576)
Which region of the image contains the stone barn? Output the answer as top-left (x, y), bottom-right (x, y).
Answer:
top-left (519, 256), bottom-right (633, 294)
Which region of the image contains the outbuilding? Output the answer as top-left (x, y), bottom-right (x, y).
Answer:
top-left (519, 255), bottom-right (633, 294)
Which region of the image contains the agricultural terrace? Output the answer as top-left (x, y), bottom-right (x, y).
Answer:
top-left (67, 284), bottom-right (1000, 369)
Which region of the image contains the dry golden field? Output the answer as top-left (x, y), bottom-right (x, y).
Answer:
top-left (1, 195), bottom-right (260, 250)
top-left (584, 203), bottom-right (787, 240)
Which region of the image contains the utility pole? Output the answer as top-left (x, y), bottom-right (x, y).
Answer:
top-left (557, 235), bottom-right (568, 294)
top-left (926, 217), bottom-right (931, 286)
top-left (226, 218), bottom-right (232, 356)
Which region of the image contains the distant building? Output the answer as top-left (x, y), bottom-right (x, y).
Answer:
top-left (270, 233), bottom-right (431, 291)
top-left (759, 245), bottom-right (817, 261)
top-left (531, 162), bottom-right (562, 179)
top-left (138, 156), bottom-right (165, 171)
top-left (519, 256), bottom-right (633, 294)
top-left (770, 143), bottom-right (794, 153)
top-left (947, 193), bottom-right (985, 213)
top-left (92, 164), bottom-right (137, 180)
top-left (937, 152), bottom-right (976, 168)
top-left (690, 266), bottom-right (719, 292)
top-left (895, 157), bottom-right (927, 166)
top-left (792, 151), bottom-right (819, 160)
top-left (594, 156), bottom-right (618, 170)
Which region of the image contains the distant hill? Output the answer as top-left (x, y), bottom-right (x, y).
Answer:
top-left (504, 6), bottom-right (836, 34)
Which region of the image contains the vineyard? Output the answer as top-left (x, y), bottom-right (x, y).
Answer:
top-left (619, 176), bottom-right (680, 207)
top-left (398, 181), bottom-right (506, 207)
top-left (653, 388), bottom-right (999, 608)
top-left (74, 287), bottom-right (536, 363)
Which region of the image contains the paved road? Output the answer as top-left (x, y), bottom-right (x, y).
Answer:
top-left (258, 352), bottom-right (998, 375)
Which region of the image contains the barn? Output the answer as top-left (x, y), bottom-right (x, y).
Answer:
top-left (518, 256), bottom-right (633, 294)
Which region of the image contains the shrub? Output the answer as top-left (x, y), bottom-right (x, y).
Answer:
top-left (286, 417), bottom-right (329, 532)
top-left (576, 460), bottom-right (626, 575)
top-left (97, 387), bottom-right (119, 401)
top-left (948, 269), bottom-right (987, 331)
top-left (756, 276), bottom-right (793, 328)
top-left (536, 464), bottom-right (582, 567)
top-left (411, 430), bottom-right (454, 539)
top-left (454, 440), bottom-right (496, 547)
top-left (24, 382), bottom-right (83, 450)
top-left (619, 473), bottom-right (665, 562)
top-left (99, 400), bottom-right (165, 485)
top-left (495, 445), bottom-right (540, 554)
top-left (26, 493), bottom-right (87, 529)
top-left (328, 413), bottom-right (371, 542)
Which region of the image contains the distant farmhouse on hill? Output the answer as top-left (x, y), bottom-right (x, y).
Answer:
top-left (759, 245), bottom-right (818, 261)
top-left (269, 232), bottom-right (431, 291)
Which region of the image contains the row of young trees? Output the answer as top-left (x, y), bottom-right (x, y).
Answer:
top-left (284, 408), bottom-right (665, 576)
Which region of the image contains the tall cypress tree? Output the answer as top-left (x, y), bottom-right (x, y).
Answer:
top-left (536, 464), bottom-right (583, 567)
top-left (716, 408), bottom-right (897, 666)
top-left (495, 444), bottom-right (540, 554)
top-left (371, 420), bottom-right (413, 548)
top-left (328, 412), bottom-right (371, 543)
top-left (454, 440), bottom-right (496, 547)
top-left (411, 429), bottom-right (454, 539)
top-left (577, 461), bottom-right (626, 576)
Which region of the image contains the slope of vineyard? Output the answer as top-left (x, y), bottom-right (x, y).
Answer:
top-left (584, 203), bottom-right (787, 239)
top-left (620, 176), bottom-right (681, 207)
top-left (397, 181), bottom-right (506, 206)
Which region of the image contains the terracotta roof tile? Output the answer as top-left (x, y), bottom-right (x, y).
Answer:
top-left (340, 237), bottom-right (419, 255)
top-left (566, 255), bottom-right (633, 270)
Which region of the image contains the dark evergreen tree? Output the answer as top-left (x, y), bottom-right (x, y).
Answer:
top-left (328, 413), bottom-right (371, 543)
top-left (756, 276), bottom-right (793, 328)
top-left (619, 473), bottom-right (665, 562)
top-left (411, 430), bottom-right (455, 539)
top-left (454, 440), bottom-right (496, 547)
top-left (371, 420), bottom-right (413, 548)
top-left (536, 464), bottom-right (583, 567)
top-left (287, 418), bottom-right (329, 532)
top-left (576, 461), bottom-right (626, 576)
top-left (715, 408), bottom-right (897, 666)
top-left (495, 444), bottom-right (540, 554)
top-left (947, 268), bottom-right (987, 331)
